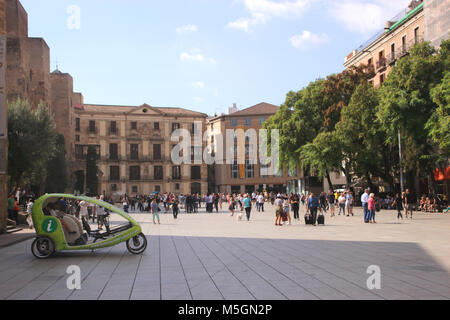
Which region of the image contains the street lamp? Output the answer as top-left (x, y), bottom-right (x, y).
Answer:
top-left (398, 130), bottom-right (404, 194)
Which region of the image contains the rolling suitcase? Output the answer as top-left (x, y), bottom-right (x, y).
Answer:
top-left (304, 213), bottom-right (313, 225)
top-left (317, 213), bottom-right (325, 226)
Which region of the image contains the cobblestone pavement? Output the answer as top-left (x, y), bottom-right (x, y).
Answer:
top-left (0, 205), bottom-right (449, 300)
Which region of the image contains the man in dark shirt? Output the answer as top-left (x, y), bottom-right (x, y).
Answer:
top-left (307, 192), bottom-right (320, 226)
top-left (404, 189), bottom-right (415, 219)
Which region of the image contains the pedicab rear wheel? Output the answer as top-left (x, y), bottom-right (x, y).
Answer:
top-left (31, 237), bottom-right (55, 259)
top-left (126, 233), bottom-right (147, 254)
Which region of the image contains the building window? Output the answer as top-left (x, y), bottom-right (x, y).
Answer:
top-left (244, 118), bottom-right (251, 126)
top-left (75, 118), bottom-right (80, 131)
top-left (368, 58), bottom-right (372, 66)
top-left (88, 120), bottom-right (96, 133)
top-left (260, 163), bottom-right (270, 177)
top-left (191, 166), bottom-right (201, 180)
top-left (131, 121), bottom-right (137, 130)
top-left (414, 27), bottom-right (420, 44)
top-left (155, 185), bottom-right (161, 193)
top-left (110, 121), bottom-right (117, 134)
top-left (154, 166), bottom-right (163, 180)
top-left (130, 144), bottom-right (139, 160)
top-left (402, 35), bottom-right (407, 52)
top-left (191, 146), bottom-right (202, 162)
top-left (175, 183), bottom-right (180, 191)
top-left (380, 73), bottom-right (385, 85)
top-left (259, 118), bottom-right (266, 125)
top-left (153, 144), bottom-right (162, 161)
top-left (172, 123), bottom-right (180, 133)
top-left (109, 144), bottom-right (118, 160)
top-left (132, 186), bottom-right (138, 193)
top-left (154, 122), bottom-right (160, 130)
top-left (245, 160), bottom-right (254, 178)
top-left (75, 145), bottom-right (84, 159)
top-left (110, 166), bottom-right (120, 181)
top-left (231, 161), bottom-right (239, 179)
top-left (172, 166), bottom-right (181, 179)
top-left (75, 135), bottom-right (80, 142)
top-left (231, 119), bottom-right (237, 127)
top-left (130, 166), bottom-right (141, 180)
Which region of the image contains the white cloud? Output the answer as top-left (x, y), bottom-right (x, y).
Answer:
top-left (180, 50), bottom-right (216, 63)
top-left (176, 24), bottom-right (198, 34)
top-left (228, 0), bottom-right (313, 32)
top-left (330, 0), bottom-right (412, 34)
top-left (289, 30), bottom-right (328, 49)
top-left (192, 81), bottom-right (205, 88)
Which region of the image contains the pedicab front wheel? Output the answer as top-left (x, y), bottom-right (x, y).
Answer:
top-left (31, 237), bottom-right (55, 259)
top-left (126, 233), bottom-right (147, 254)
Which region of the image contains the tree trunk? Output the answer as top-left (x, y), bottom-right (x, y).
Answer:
top-left (326, 170), bottom-right (334, 191)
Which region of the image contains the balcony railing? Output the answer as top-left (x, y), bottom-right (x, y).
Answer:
top-left (386, 52), bottom-right (396, 65)
top-left (376, 58), bottom-right (387, 71)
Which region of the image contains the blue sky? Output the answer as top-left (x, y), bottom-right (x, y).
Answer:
top-left (21, 0), bottom-right (410, 115)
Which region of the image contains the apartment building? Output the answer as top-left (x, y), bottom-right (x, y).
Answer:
top-left (206, 102), bottom-right (303, 194)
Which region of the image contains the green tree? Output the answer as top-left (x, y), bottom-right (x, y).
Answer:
top-left (377, 41), bottom-right (448, 191)
top-left (45, 134), bottom-right (68, 193)
top-left (336, 83), bottom-right (397, 190)
top-left (8, 99), bottom-right (57, 192)
top-left (85, 145), bottom-right (98, 196)
top-left (299, 132), bottom-right (342, 189)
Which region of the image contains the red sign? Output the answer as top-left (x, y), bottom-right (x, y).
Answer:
top-left (434, 167), bottom-right (450, 181)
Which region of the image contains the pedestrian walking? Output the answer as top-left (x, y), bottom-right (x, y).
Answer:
top-left (291, 194), bottom-right (300, 220)
top-left (327, 190), bottom-right (335, 217)
top-left (307, 192), bottom-right (320, 226)
top-left (243, 194), bottom-right (252, 221)
top-left (26, 198), bottom-right (34, 229)
top-left (361, 189), bottom-right (370, 223)
top-left (338, 193), bottom-right (346, 215)
top-left (368, 193), bottom-right (376, 223)
top-left (172, 198), bottom-right (179, 219)
top-left (274, 195), bottom-right (283, 226)
top-left (392, 193), bottom-right (403, 219)
top-left (404, 189), bottom-right (415, 219)
top-left (151, 198), bottom-right (161, 224)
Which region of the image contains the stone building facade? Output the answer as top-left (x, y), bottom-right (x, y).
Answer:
top-left (344, 0), bottom-right (425, 88)
top-left (206, 102), bottom-right (303, 194)
top-left (74, 103), bottom-right (208, 198)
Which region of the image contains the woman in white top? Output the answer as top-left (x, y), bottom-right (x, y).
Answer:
top-left (338, 193), bottom-right (346, 216)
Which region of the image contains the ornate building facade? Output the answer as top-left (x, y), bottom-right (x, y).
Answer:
top-left (74, 102), bottom-right (208, 197)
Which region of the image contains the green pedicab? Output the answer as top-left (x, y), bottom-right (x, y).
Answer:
top-left (31, 194), bottom-right (147, 259)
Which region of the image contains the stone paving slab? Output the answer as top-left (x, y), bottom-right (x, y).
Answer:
top-left (0, 205), bottom-right (449, 300)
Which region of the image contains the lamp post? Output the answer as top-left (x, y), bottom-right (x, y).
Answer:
top-left (398, 130), bottom-right (404, 194)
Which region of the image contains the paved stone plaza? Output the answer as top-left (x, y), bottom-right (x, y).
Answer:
top-left (0, 205), bottom-right (449, 300)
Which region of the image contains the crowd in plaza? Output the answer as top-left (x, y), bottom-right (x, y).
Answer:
top-left (5, 185), bottom-right (450, 233)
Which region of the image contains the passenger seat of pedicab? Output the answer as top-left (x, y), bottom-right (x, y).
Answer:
top-left (47, 202), bottom-right (86, 245)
